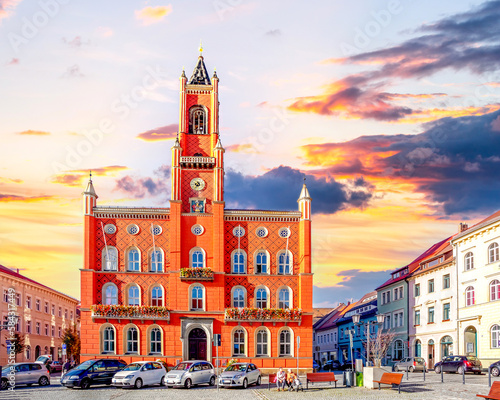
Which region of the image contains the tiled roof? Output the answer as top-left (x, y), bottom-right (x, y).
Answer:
top-left (452, 209), bottom-right (500, 241)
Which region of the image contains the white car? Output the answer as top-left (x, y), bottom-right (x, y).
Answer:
top-left (111, 361), bottom-right (166, 389)
top-left (218, 363), bottom-right (261, 388)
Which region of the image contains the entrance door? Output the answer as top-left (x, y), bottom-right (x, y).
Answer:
top-left (428, 341), bottom-right (435, 369)
top-left (464, 326), bottom-right (477, 356)
top-left (188, 328), bottom-right (207, 360)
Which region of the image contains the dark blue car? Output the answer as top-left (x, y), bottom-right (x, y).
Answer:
top-left (61, 359), bottom-right (126, 389)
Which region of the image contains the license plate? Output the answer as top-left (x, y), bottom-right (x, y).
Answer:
top-left (224, 380), bottom-right (231, 384)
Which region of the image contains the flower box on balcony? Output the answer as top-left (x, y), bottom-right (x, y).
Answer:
top-left (224, 307), bottom-right (302, 322)
top-left (90, 305), bottom-right (170, 321)
top-left (180, 267), bottom-right (214, 281)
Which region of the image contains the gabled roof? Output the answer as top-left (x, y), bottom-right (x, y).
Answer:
top-left (313, 305), bottom-right (344, 328)
top-left (376, 236), bottom-right (453, 290)
top-left (189, 56), bottom-right (211, 85)
top-left (411, 242), bottom-right (454, 277)
top-left (452, 209), bottom-right (500, 242)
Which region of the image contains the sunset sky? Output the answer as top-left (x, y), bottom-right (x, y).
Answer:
top-left (1, 0), bottom-right (500, 306)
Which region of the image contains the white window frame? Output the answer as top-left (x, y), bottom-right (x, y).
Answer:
top-left (489, 243), bottom-right (499, 263)
top-left (127, 284), bottom-right (141, 306)
top-left (277, 250), bottom-right (293, 275)
top-left (277, 286), bottom-right (292, 309)
top-left (190, 247), bottom-right (206, 268)
top-left (127, 247), bottom-right (141, 272)
top-left (150, 248), bottom-right (164, 272)
top-left (231, 249), bottom-right (247, 274)
top-left (254, 250), bottom-right (269, 274)
top-left (103, 283), bottom-right (118, 305)
top-left (231, 286), bottom-right (246, 308)
top-left (189, 283), bottom-right (205, 311)
top-left (466, 286), bottom-right (475, 306)
top-left (255, 327), bottom-right (270, 357)
top-left (232, 327), bottom-right (247, 356)
top-left (490, 279), bottom-right (500, 301)
top-left (255, 286), bottom-right (269, 309)
top-left (465, 252), bottom-right (474, 271)
top-left (102, 246), bottom-right (118, 271)
top-left (151, 285), bottom-right (164, 306)
top-left (278, 327), bottom-right (293, 356)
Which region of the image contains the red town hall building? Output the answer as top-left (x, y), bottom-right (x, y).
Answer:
top-left (80, 54), bottom-right (313, 372)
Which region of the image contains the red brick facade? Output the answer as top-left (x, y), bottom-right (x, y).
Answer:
top-left (80, 55), bottom-right (313, 372)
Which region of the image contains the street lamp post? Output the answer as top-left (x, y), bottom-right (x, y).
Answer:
top-left (352, 313), bottom-right (385, 367)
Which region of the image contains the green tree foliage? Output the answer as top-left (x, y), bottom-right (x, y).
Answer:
top-left (62, 324), bottom-right (80, 363)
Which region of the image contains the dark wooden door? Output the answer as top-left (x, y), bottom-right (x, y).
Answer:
top-left (188, 328), bottom-right (207, 360)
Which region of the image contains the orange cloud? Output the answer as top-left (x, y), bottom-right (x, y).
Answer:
top-left (136, 124), bottom-right (178, 142)
top-left (0, 194), bottom-right (53, 203)
top-left (0, 0), bottom-right (22, 20)
top-left (52, 165), bottom-right (128, 187)
top-left (135, 5), bottom-right (172, 25)
top-left (0, 177), bottom-right (23, 184)
top-left (17, 129), bottom-right (51, 135)
top-left (226, 143), bottom-right (261, 154)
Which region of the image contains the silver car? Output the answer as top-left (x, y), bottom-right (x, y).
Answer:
top-left (394, 357), bottom-right (426, 372)
top-left (165, 360), bottom-right (216, 389)
top-left (218, 363), bottom-right (261, 389)
top-left (1, 362), bottom-right (51, 390)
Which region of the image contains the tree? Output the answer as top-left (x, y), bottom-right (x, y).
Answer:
top-left (362, 329), bottom-right (396, 367)
top-left (10, 332), bottom-right (25, 362)
top-left (62, 324), bottom-right (80, 363)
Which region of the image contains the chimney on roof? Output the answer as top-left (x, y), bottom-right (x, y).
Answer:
top-left (459, 222), bottom-right (468, 233)
top-left (17, 269), bottom-right (19, 274)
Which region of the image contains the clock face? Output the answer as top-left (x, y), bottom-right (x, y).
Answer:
top-left (190, 178), bottom-right (205, 191)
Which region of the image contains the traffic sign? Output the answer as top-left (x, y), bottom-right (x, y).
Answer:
top-left (213, 334), bottom-right (221, 347)
top-left (62, 343), bottom-right (67, 355)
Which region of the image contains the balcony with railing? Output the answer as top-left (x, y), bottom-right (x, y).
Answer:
top-left (180, 267), bottom-right (214, 281)
top-left (90, 305), bottom-right (170, 321)
top-left (180, 156), bottom-right (215, 168)
top-left (224, 308), bottom-right (302, 324)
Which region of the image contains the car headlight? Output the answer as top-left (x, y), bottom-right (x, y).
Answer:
top-left (125, 375), bottom-right (135, 380)
top-left (69, 376), bottom-right (79, 380)
top-left (234, 374), bottom-right (243, 379)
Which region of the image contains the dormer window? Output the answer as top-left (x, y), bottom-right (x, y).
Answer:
top-left (189, 106), bottom-right (207, 134)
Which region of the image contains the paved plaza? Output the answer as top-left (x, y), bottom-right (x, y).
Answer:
top-left (2, 372), bottom-right (500, 400)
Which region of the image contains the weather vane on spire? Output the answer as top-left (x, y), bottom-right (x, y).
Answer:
top-left (89, 170), bottom-right (92, 181)
top-left (199, 40), bottom-right (203, 56)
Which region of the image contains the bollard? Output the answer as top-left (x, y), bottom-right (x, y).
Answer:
top-left (406, 366), bottom-right (409, 381)
top-left (489, 365), bottom-right (492, 387)
top-left (462, 366), bottom-right (465, 384)
top-left (441, 365), bottom-right (444, 383)
top-left (423, 365), bottom-right (426, 382)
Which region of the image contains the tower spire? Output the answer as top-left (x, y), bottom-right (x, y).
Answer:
top-left (189, 45), bottom-right (211, 85)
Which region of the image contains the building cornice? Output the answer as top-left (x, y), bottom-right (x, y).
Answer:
top-left (94, 206), bottom-right (170, 219)
top-left (452, 216), bottom-right (500, 244)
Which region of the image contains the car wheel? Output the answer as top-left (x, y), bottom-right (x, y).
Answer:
top-left (160, 376), bottom-right (165, 386)
top-left (256, 376), bottom-right (261, 386)
top-left (435, 366), bottom-right (441, 374)
top-left (39, 376), bottom-right (50, 386)
top-left (134, 378), bottom-right (143, 389)
top-left (491, 367), bottom-right (500, 377)
top-left (409, 366), bottom-right (414, 373)
top-left (209, 376), bottom-right (215, 386)
top-left (242, 378), bottom-right (248, 389)
top-left (1, 378), bottom-right (8, 390)
top-left (184, 378), bottom-right (192, 389)
top-left (458, 366), bottom-right (465, 375)
top-left (167, 385), bottom-right (173, 389)
top-left (80, 378), bottom-right (91, 390)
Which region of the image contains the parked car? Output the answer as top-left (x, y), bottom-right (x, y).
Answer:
top-left (112, 361), bottom-right (166, 389)
top-left (35, 355), bottom-right (52, 371)
top-left (434, 355), bottom-right (482, 374)
top-left (218, 363), bottom-right (261, 388)
top-left (48, 361), bottom-right (63, 373)
top-left (60, 358), bottom-right (127, 389)
top-left (323, 360), bottom-right (342, 371)
top-left (1, 362), bottom-right (50, 390)
top-left (394, 357), bottom-right (426, 372)
top-left (165, 360), bottom-right (216, 389)
top-left (490, 360), bottom-right (500, 377)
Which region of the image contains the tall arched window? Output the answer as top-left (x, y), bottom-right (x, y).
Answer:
top-left (191, 285), bottom-right (204, 310)
top-left (278, 287), bottom-right (291, 309)
top-left (491, 325), bottom-right (500, 348)
top-left (490, 280), bottom-right (500, 301)
top-left (256, 328), bottom-right (269, 357)
top-left (256, 287), bottom-right (268, 308)
top-left (103, 326), bottom-right (115, 353)
top-left (279, 329), bottom-right (292, 356)
top-left (189, 106), bottom-right (207, 134)
top-left (278, 250), bottom-right (292, 274)
top-left (441, 336), bottom-right (453, 357)
top-left (465, 252), bottom-right (474, 271)
top-left (103, 284), bottom-right (118, 305)
top-left (233, 328), bottom-right (245, 356)
top-left (466, 286), bottom-right (475, 306)
top-left (232, 287), bottom-right (245, 308)
top-left (102, 246), bottom-right (118, 271)
top-left (151, 286), bottom-right (163, 306)
top-left (232, 250), bottom-right (246, 274)
top-left (150, 327), bottom-right (162, 354)
top-left (255, 251), bottom-right (268, 274)
top-left (150, 250), bottom-right (163, 272)
top-left (126, 327), bottom-right (138, 353)
top-left (393, 339), bottom-right (404, 360)
top-left (489, 243), bottom-right (499, 263)
top-left (128, 285), bottom-right (140, 306)
top-left (191, 249), bottom-right (204, 268)
top-left (25, 345), bottom-right (31, 360)
top-left (128, 248), bottom-right (140, 271)
top-left (414, 339), bottom-right (421, 357)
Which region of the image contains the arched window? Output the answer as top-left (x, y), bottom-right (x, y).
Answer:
top-left (278, 250), bottom-right (292, 274)
top-left (25, 345), bottom-right (31, 360)
top-left (150, 249), bottom-right (163, 272)
top-left (278, 287), bottom-right (291, 309)
top-left (150, 327), bottom-right (162, 354)
top-left (414, 339), bottom-right (421, 357)
top-left (491, 325), bottom-right (500, 348)
top-left (44, 346), bottom-right (48, 355)
top-left (490, 280), bottom-right (500, 301)
top-left (232, 287), bottom-right (245, 308)
top-left (489, 243), bottom-right (499, 263)
top-left (189, 106), bottom-right (207, 134)
top-left (103, 326), bottom-right (115, 353)
top-left (128, 285), bottom-right (140, 306)
top-left (102, 246), bottom-right (118, 271)
top-left (233, 328), bottom-right (245, 356)
top-left (128, 248), bottom-right (140, 271)
top-left (103, 283), bottom-right (118, 305)
top-left (440, 335), bottom-right (453, 357)
top-left (256, 328), bottom-right (269, 357)
top-left (255, 251), bottom-right (268, 274)
top-left (466, 286), bottom-right (475, 306)
top-left (191, 285), bottom-right (204, 310)
top-left (393, 339), bottom-right (404, 361)
top-left (232, 250), bottom-right (246, 274)
top-left (191, 248), bottom-right (205, 268)
top-left (464, 252), bottom-right (474, 271)
top-left (126, 326), bottom-right (139, 354)
top-left (151, 286), bottom-right (163, 306)
top-left (279, 328), bottom-right (292, 356)
top-left (256, 287), bottom-right (268, 308)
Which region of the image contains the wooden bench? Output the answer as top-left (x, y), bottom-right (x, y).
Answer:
top-left (306, 372), bottom-right (337, 390)
top-left (373, 372), bottom-right (404, 393)
top-left (477, 381), bottom-right (500, 400)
